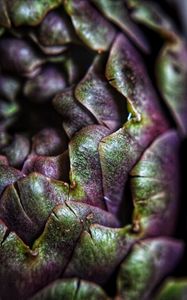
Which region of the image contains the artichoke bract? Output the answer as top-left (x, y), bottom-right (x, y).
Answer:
top-left (0, 1), bottom-right (187, 299)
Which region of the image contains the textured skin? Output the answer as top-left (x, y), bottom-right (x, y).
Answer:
top-left (130, 130), bottom-right (180, 236)
top-left (155, 278), bottom-right (187, 300)
top-left (0, 1), bottom-right (187, 299)
top-left (30, 279), bottom-right (108, 300)
top-left (116, 238), bottom-right (183, 300)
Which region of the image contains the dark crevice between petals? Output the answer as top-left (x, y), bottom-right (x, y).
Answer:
top-left (73, 278), bottom-right (81, 300)
top-left (173, 137), bottom-right (187, 277)
top-left (117, 178), bottom-right (134, 227)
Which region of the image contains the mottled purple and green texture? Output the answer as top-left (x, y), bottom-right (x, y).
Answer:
top-left (0, 0), bottom-right (187, 299)
top-left (116, 238), bottom-right (183, 300)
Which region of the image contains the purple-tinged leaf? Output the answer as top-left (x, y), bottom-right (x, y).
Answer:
top-left (156, 41), bottom-right (187, 135)
top-left (0, 155), bottom-right (8, 165)
top-left (30, 32), bottom-right (67, 55)
top-left (99, 33), bottom-right (168, 214)
top-left (64, 0), bottom-right (116, 52)
top-left (22, 152), bottom-right (69, 181)
top-left (0, 164), bottom-right (23, 196)
top-left (69, 125), bottom-right (109, 209)
top-left (105, 33), bottom-right (168, 126)
top-left (129, 1), bottom-right (177, 41)
top-left (3, 0), bottom-right (62, 27)
top-left (53, 88), bottom-right (96, 138)
top-left (130, 130), bottom-right (180, 236)
top-left (31, 128), bottom-right (68, 156)
top-left (37, 10), bottom-right (77, 47)
top-left (0, 201), bottom-right (119, 299)
top-left (0, 37), bottom-right (44, 77)
top-left (0, 172), bottom-right (69, 243)
top-left (75, 55), bottom-right (127, 132)
top-left (116, 238), bottom-right (184, 300)
top-left (64, 224), bottom-right (137, 284)
top-left (92, 0), bottom-right (150, 52)
top-left (1, 134), bottom-right (30, 168)
top-left (24, 66), bottom-right (67, 102)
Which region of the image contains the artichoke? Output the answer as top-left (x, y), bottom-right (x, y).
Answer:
top-left (0, 1), bottom-right (187, 299)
